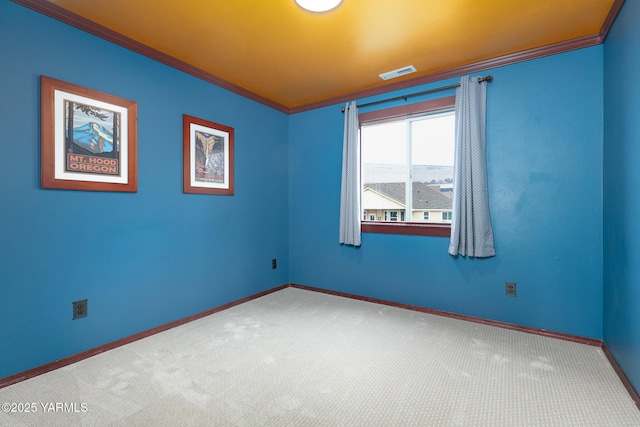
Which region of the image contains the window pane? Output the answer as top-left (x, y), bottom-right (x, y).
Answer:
top-left (362, 121), bottom-right (407, 223)
top-left (361, 107), bottom-right (454, 225)
top-left (410, 112), bottom-right (454, 223)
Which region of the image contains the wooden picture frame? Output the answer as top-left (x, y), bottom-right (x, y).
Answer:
top-left (40, 76), bottom-right (138, 192)
top-left (183, 114), bottom-right (234, 195)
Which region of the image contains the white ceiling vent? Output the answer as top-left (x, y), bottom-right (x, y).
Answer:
top-left (379, 65), bottom-right (417, 80)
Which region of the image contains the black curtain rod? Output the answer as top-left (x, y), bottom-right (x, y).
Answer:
top-left (341, 75), bottom-right (493, 112)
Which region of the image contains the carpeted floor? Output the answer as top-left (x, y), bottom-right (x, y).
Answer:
top-left (1, 287), bottom-right (639, 426)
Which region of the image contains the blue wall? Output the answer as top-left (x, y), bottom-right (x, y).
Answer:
top-left (603, 0), bottom-right (640, 394)
top-left (0, 1), bottom-right (289, 379)
top-left (5, 0), bottom-right (637, 391)
top-left (290, 47), bottom-right (604, 339)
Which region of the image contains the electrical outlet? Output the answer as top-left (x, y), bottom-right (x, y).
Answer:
top-left (505, 282), bottom-right (517, 297)
top-left (272, 258), bottom-right (277, 269)
top-left (73, 299), bottom-right (88, 319)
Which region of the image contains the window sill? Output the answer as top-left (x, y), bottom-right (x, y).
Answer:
top-left (361, 221), bottom-right (451, 237)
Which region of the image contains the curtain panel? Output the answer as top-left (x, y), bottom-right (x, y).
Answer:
top-left (339, 101), bottom-right (361, 246)
top-left (448, 76), bottom-right (495, 257)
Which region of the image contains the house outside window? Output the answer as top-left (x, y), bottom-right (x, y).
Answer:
top-left (360, 96), bottom-right (455, 236)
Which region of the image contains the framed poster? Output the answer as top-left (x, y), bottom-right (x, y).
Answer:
top-left (183, 114), bottom-right (234, 195)
top-left (40, 76), bottom-right (137, 192)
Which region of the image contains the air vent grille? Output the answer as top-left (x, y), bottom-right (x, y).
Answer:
top-left (379, 65), bottom-right (417, 80)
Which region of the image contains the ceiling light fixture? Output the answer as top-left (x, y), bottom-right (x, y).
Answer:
top-left (295, 0), bottom-right (342, 13)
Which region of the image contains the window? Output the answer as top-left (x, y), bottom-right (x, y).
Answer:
top-left (360, 96), bottom-right (455, 237)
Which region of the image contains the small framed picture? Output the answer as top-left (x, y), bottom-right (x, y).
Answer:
top-left (40, 76), bottom-right (138, 192)
top-left (183, 114), bottom-right (234, 195)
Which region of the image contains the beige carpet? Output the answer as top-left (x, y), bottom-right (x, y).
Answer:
top-left (1, 287), bottom-right (639, 426)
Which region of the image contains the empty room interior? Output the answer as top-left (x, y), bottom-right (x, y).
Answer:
top-left (1, 0), bottom-right (640, 424)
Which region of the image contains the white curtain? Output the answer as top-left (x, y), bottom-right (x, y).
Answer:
top-left (448, 76), bottom-right (495, 257)
top-left (339, 101), bottom-right (361, 246)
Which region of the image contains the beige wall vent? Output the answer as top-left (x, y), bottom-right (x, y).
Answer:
top-left (379, 65), bottom-right (417, 80)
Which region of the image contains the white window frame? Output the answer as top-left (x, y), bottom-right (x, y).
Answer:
top-left (359, 96), bottom-right (455, 237)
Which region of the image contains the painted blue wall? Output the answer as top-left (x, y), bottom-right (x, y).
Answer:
top-left (290, 47), bottom-right (604, 339)
top-left (603, 0), bottom-right (640, 394)
top-left (3, 0), bottom-right (626, 386)
top-left (0, 1), bottom-right (289, 379)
